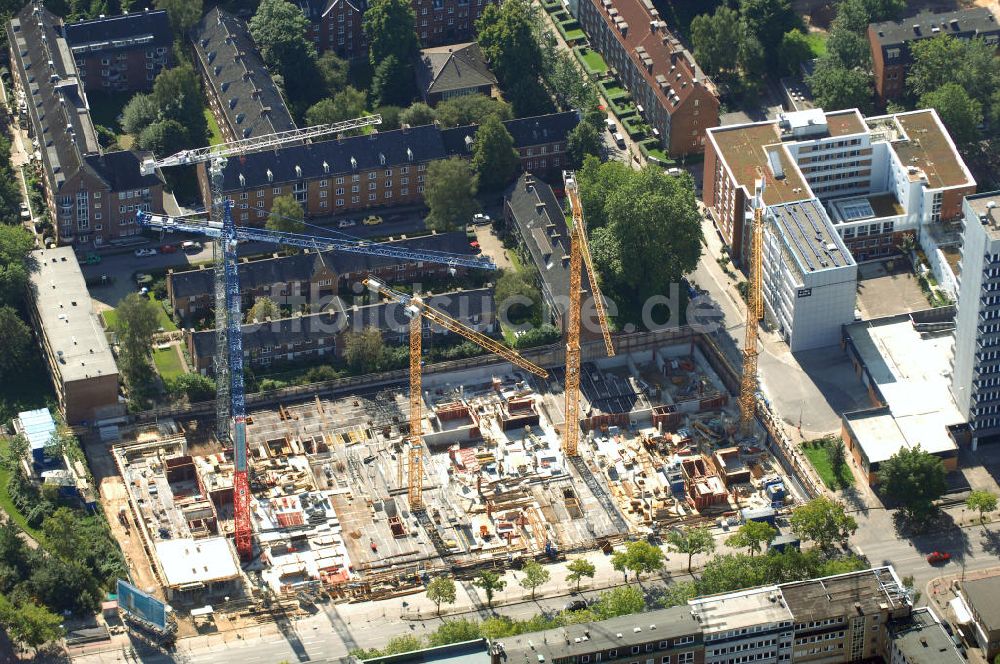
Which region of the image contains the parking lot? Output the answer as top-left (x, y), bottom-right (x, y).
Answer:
top-left (856, 260), bottom-right (931, 319)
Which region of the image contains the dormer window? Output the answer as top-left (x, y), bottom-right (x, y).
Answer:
top-left (295, 165), bottom-right (302, 178)
top-left (407, 148), bottom-right (413, 162)
top-left (266, 169), bottom-right (273, 182)
top-left (323, 161), bottom-right (329, 174)
top-left (379, 153), bottom-right (386, 166)
top-left (351, 157), bottom-right (357, 170)
top-left (239, 174), bottom-right (246, 187)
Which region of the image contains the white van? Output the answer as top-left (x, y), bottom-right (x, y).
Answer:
top-left (613, 132), bottom-right (625, 148)
top-left (605, 118), bottom-right (616, 133)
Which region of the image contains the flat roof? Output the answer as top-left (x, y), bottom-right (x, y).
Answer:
top-left (768, 199), bottom-right (854, 275)
top-left (17, 408), bottom-right (56, 452)
top-left (889, 608), bottom-right (964, 664)
top-left (965, 191), bottom-right (1000, 240)
top-left (843, 316), bottom-right (962, 463)
top-left (891, 110), bottom-right (973, 190)
top-left (502, 605), bottom-right (699, 663)
top-left (690, 585), bottom-right (793, 632)
top-left (154, 537), bottom-right (241, 588)
top-left (962, 575), bottom-right (1000, 633)
top-left (29, 247), bottom-right (118, 384)
top-left (360, 639), bottom-right (491, 664)
top-left (780, 567), bottom-right (904, 622)
top-left (825, 110), bottom-right (866, 137)
top-left (709, 122), bottom-right (809, 207)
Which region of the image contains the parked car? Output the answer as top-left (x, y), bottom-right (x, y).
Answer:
top-left (605, 118), bottom-right (616, 133)
top-left (181, 240), bottom-right (202, 252)
top-left (472, 213), bottom-right (491, 226)
top-left (159, 244), bottom-right (177, 254)
top-left (469, 241), bottom-right (481, 253)
top-left (19, 202), bottom-right (30, 220)
top-left (134, 247), bottom-right (157, 257)
top-left (338, 219), bottom-right (357, 228)
top-left (465, 224), bottom-right (476, 240)
top-left (84, 253), bottom-right (101, 265)
top-left (613, 132), bottom-right (626, 149)
top-left (363, 215), bottom-right (383, 226)
top-left (563, 599), bottom-right (588, 612)
top-left (927, 551), bottom-right (951, 564)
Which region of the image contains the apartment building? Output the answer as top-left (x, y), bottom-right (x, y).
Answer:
top-left (185, 287), bottom-right (495, 373)
top-left (956, 574), bottom-right (1000, 660)
top-left (192, 8), bottom-right (298, 143)
top-left (167, 231), bottom-right (477, 320)
top-left (299, 0), bottom-right (366, 58)
top-left (198, 113), bottom-right (578, 216)
top-left (7, 3), bottom-right (165, 248)
top-left (577, 0), bottom-right (719, 158)
top-left (950, 192), bottom-right (1000, 449)
top-left (886, 608), bottom-right (965, 664)
top-left (868, 7), bottom-right (1000, 104)
top-left (27, 247), bottom-right (120, 424)
top-left (64, 10), bottom-right (172, 92)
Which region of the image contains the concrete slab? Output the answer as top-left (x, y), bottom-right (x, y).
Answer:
top-left (856, 259), bottom-right (930, 319)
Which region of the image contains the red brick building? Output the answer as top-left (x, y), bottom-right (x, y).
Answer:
top-left (64, 10), bottom-right (172, 93)
top-left (577, 0), bottom-right (719, 157)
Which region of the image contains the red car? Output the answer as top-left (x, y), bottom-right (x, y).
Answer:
top-left (159, 244), bottom-right (177, 254)
top-left (927, 551), bottom-right (951, 564)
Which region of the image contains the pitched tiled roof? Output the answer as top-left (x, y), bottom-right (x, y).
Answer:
top-left (192, 7), bottom-right (297, 140)
top-left (191, 287), bottom-right (495, 357)
top-left (169, 231), bottom-right (476, 299)
top-left (64, 9), bottom-right (172, 56)
top-left (7, 4), bottom-right (157, 193)
top-left (415, 42), bottom-right (497, 96)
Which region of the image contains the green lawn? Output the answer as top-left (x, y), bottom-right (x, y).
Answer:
top-left (563, 27), bottom-right (586, 41)
top-left (204, 108), bottom-right (224, 146)
top-left (804, 32), bottom-right (828, 58)
top-left (599, 83), bottom-right (627, 100)
top-left (153, 346), bottom-right (185, 380)
top-left (0, 438), bottom-right (45, 544)
top-left (801, 440), bottom-right (854, 489)
top-left (579, 49), bottom-right (608, 74)
top-left (101, 296), bottom-right (177, 332)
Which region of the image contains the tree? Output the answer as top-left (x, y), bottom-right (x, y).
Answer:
top-left (343, 327), bottom-right (386, 372)
top-left (249, 0), bottom-right (318, 107)
top-left (471, 115), bottom-right (518, 191)
top-left (0, 594), bottom-right (64, 654)
top-left (789, 497), bottom-right (857, 551)
top-left (41, 507), bottom-right (82, 560)
top-left (826, 438), bottom-right (847, 487)
top-left (908, 35), bottom-right (999, 108)
top-left (0, 434), bottom-right (27, 473)
top-left (623, 540), bottom-right (664, 580)
top-left (832, 0), bottom-right (906, 34)
top-left (155, 0), bottom-right (202, 35)
top-left (739, 0), bottom-right (800, 67)
top-left (137, 119), bottom-right (189, 157)
top-left (372, 54), bottom-right (416, 108)
top-left (0, 225), bottom-right (35, 308)
top-left (400, 103), bottom-right (437, 127)
top-left (565, 558), bottom-right (596, 592)
top-left (879, 445), bottom-right (947, 520)
top-left (777, 30), bottom-right (813, 76)
top-left (266, 195), bottom-right (305, 234)
top-left (690, 6), bottom-right (741, 77)
top-left (966, 490), bottom-right (998, 527)
top-left (725, 520), bottom-right (777, 556)
top-left (364, 0), bottom-right (418, 70)
top-left (305, 87), bottom-right (368, 127)
top-left (519, 560), bottom-right (550, 600)
top-left (427, 619), bottom-right (481, 646)
top-left (426, 576), bottom-right (457, 616)
top-left (121, 93), bottom-right (159, 136)
top-left (807, 61), bottom-right (873, 115)
top-left (376, 105), bottom-right (403, 130)
top-left (425, 157), bottom-right (478, 232)
top-left (566, 121), bottom-right (603, 169)
top-left (920, 84), bottom-right (983, 147)
top-left (666, 525), bottom-right (716, 573)
top-left (246, 297), bottom-right (281, 323)
top-left (0, 306), bottom-right (31, 381)
top-left (434, 94), bottom-right (513, 128)
top-left (166, 373), bottom-right (216, 402)
top-left (495, 269), bottom-right (539, 326)
top-left (610, 549), bottom-right (629, 582)
top-left (472, 570), bottom-right (506, 608)
top-left (591, 586), bottom-right (644, 619)
top-left (317, 52), bottom-right (349, 94)
top-left (826, 28), bottom-right (871, 69)
top-left (150, 65), bottom-right (208, 149)
top-left (114, 293), bottom-right (161, 370)
top-left (476, 0), bottom-right (543, 88)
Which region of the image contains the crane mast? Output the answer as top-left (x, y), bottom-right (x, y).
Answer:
top-left (738, 175), bottom-right (766, 436)
top-left (562, 171), bottom-right (614, 458)
top-left (365, 277), bottom-right (548, 509)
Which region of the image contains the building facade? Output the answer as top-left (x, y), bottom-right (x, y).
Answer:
top-left (576, 0), bottom-right (719, 157)
top-left (957, 574), bottom-right (1000, 661)
top-left (415, 42), bottom-right (497, 106)
top-left (7, 3), bottom-right (165, 248)
top-left (64, 10), bottom-right (172, 92)
top-left (27, 248), bottom-right (120, 424)
top-left (868, 7), bottom-right (1000, 105)
top-left (186, 287), bottom-right (496, 373)
top-left (192, 8), bottom-right (298, 143)
top-left (198, 113), bottom-right (578, 217)
top-left (950, 192), bottom-right (1000, 449)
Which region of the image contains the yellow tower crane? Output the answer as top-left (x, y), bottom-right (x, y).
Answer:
top-left (364, 276), bottom-right (550, 510)
top-left (562, 171), bottom-right (615, 457)
top-left (738, 172), bottom-right (767, 436)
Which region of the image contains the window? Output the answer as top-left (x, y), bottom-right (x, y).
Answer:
top-left (336, 188), bottom-right (345, 195)
top-left (320, 179), bottom-right (329, 188)
top-left (240, 192), bottom-right (248, 200)
top-left (385, 191), bottom-right (392, 199)
top-left (676, 654), bottom-right (693, 664)
top-left (368, 171), bottom-right (377, 180)
top-left (257, 190), bottom-right (264, 197)
top-left (369, 193), bottom-right (376, 201)
top-left (401, 188), bottom-right (409, 196)
top-left (352, 196), bottom-right (360, 203)
top-left (320, 191), bottom-right (328, 199)
top-left (352, 185), bottom-right (360, 193)
top-left (385, 181), bottom-right (392, 188)
top-left (336, 177), bottom-right (344, 184)
top-left (369, 182), bottom-right (377, 190)
top-left (631, 647), bottom-right (640, 655)
top-left (673, 637), bottom-right (694, 646)
top-left (660, 659), bottom-right (669, 664)
top-left (384, 169), bottom-right (392, 177)
top-left (336, 199), bottom-right (344, 206)
top-left (273, 187), bottom-right (282, 194)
